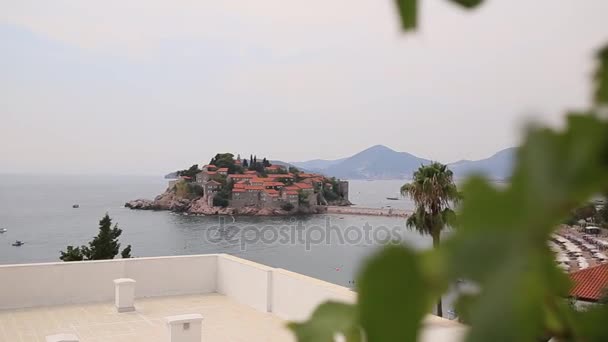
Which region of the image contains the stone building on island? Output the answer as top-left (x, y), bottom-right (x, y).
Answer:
top-left (192, 156), bottom-right (348, 210)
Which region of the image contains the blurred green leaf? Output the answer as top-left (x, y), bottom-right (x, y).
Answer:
top-left (442, 113), bottom-right (608, 341)
top-left (288, 301), bottom-right (361, 342)
top-left (595, 45), bottom-right (608, 105)
top-left (395, 0), bottom-right (418, 31)
top-left (570, 304), bottom-right (608, 341)
top-left (357, 245), bottom-right (430, 341)
top-left (448, 0), bottom-right (484, 9)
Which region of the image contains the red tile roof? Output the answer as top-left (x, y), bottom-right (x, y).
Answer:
top-left (267, 174), bottom-right (293, 179)
top-left (265, 189), bottom-right (279, 196)
top-left (217, 167), bottom-right (229, 172)
top-left (570, 263), bottom-right (608, 302)
top-left (264, 182), bottom-right (284, 187)
top-left (294, 183), bottom-right (313, 190)
top-left (285, 191), bottom-right (298, 195)
top-left (232, 188), bottom-right (246, 193)
top-left (298, 173), bottom-right (315, 178)
top-left (284, 186), bottom-right (299, 191)
top-left (206, 180), bottom-right (221, 185)
top-left (244, 171), bottom-right (258, 174)
top-left (234, 183), bottom-right (245, 189)
top-left (228, 174), bottom-right (254, 179)
top-left (244, 185), bottom-right (264, 191)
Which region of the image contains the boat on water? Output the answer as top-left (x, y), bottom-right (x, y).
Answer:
top-left (386, 197), bottom-right (399, 200)
top-left (73, 204), bottom-right (79, 208)
top-left (0, 228), bottom-right (7, 233)
top-left (12, 240), bottom-right (24, 247)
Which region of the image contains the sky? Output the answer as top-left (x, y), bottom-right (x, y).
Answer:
top-left (1, 0), bottom-right (607, 175)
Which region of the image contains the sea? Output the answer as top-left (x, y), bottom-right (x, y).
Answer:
top-left (0, 175), bottom-right (424, 288)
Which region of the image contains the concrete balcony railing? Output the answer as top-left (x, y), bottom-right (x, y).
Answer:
top-left (0, 254), bottom-right (466, 342)
top-left (0, 253), bottom-right (355, 322)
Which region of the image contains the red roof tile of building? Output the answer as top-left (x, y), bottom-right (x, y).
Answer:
top-left (217, 167), bottom-right (229, 172)
top-left (234, 183), bottom-right (245, 189)
top-left (206, 180), bottom-right (221, 185)
top-left (284, 186), bottom-right (299, 191)
top-left (569, 263), bottom-right (608, 302)
top-left (285, 191), bottom-right (298, 195)
top-left (298, 173), bottom-right (315, 178)
top-left (294, 183), bottom-right (313, 190)
top-left (244, 171), bottom-right (258, 175)
top-left (267, 174), bottom-right (293, 179)
top-left (265, 189), bottom-right (279, 196)
top-left (232, 188), bottom-right (246, 193)
top-left (244, 185), bottom-right (265, 191)
top-left (228, 174), bottom-right (254, 178)
top-left (264, 182), bottom-right (284, 187)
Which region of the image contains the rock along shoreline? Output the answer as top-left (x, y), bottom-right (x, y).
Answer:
top-left (124, 187), bottom-right (328, 216)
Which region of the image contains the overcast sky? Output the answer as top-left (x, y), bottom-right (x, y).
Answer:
top-left (1, 0), bottom-right (607, 175)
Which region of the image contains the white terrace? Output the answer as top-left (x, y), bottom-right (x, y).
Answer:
top-left (0, 254), bottom-right (466, 341)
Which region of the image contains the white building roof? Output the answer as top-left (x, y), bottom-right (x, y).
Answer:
top-left (0, 254), bottom-right (465, 341)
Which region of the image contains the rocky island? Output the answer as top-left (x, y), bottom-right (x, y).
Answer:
top-left (126, 153), bottom-right (351, 216)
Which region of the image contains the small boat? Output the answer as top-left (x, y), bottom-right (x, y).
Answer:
top-left (12, 240), bottom-right (24, 247)
top-left (72, 204), bottom-right (79, 208)
top-left (386, 197), bottom-right (399, 201)
top-left (0, 228), bottom-right (7, 233)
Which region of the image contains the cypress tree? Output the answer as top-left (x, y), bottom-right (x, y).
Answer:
top-left (60, 213), bottom-right (132, 261)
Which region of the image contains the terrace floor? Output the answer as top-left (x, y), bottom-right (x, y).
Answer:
top-left (0, 293), bottom-right (293, 342)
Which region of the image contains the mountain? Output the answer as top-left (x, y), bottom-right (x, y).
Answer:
top-left (316, 145), bottom-right (431, 180)
top-left (289, 158), bottom-right (346, 171)
top-left (448, 147), bottom-right (516, 180)
top-left (287, 145), bottom-right (516, 180)
top-left (268, 160), bottom-right (312, 173)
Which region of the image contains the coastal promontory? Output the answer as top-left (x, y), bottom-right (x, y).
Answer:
top-left (126, 153), bottom-right (351, 216)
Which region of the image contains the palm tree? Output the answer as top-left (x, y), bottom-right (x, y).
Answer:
top-left (401, 162), bottom-right (459, 317)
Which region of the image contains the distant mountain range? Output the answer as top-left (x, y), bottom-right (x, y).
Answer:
top-left (288, 145), bottom-right (516, 180)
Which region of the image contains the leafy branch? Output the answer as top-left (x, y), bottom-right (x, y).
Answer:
top-left (289, 2), bottom-right (608, 341)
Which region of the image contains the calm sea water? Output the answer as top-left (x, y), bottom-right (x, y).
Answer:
top-left (0, 175), bottom-right (425, 288)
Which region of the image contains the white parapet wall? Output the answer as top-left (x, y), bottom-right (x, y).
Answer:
top-left (0, 254), bottom-right (218, 310)
top-left (271, 268), bottom-right (356, 321)
top-left (0, 253), bottom-right (355, 318)
top-left (0, 253), bottom-right (466, 341)
top-left (216, 254), bottom-right (274, 313)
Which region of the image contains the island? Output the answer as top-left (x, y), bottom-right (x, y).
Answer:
top-left (126, 153), bottom-right (351, 216)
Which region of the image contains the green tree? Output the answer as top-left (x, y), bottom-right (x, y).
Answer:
top-left (176, 164), bottom-right (199, 179)
top-left (59, 246), bottom-right (85, 262)
top-left (565, 203), bottom-right (598, 225)
top-left (298, 191), bottom-right (310, 206)
top-left (121, 245), bottom-right (132, 258)
top-left (60, 214), bottom-right (132, 262)
top-left (281, 202), bottom-right (295, 211)
top-left (597, 197), bottom-right (608, 227)
top-left (400, 162), bottom-right (459, 317)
